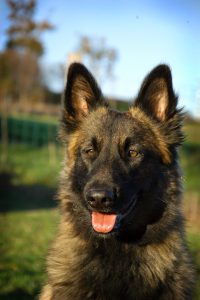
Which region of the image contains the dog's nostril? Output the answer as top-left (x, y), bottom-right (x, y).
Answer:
top-left (88, 197), bottom-right (95, 203)
top-left (102, 197), bottom-right (109, 204)
top-left (86, 189), bottom-right (115, 209)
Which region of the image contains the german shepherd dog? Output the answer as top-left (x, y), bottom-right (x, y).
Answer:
top-left (40, 63), bottom-right (195, 299)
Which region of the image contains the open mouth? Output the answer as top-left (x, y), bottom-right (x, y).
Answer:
top-left (91, 197), bottom-right (137, 234)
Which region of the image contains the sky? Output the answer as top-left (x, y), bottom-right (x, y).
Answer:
top-left (0, 0), bottom-right (200, 116)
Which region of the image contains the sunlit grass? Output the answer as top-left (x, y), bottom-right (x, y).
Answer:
top-left (0, 144), bottom-right (63, 187)
top-left (181, 122), bottom-right (200, 192)
top-left (0, 210), bottom-right (59, 299)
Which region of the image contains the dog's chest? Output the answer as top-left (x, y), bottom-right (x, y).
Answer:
top-left (76, 247), bottom-right (163, 300)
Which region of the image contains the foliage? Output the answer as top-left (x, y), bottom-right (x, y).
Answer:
top-left (6, 0), bottom-right (54, 56)
top-left (0, 50), bottom-right (43, 101)
top-left (0, 0), bottom-right (54, 103)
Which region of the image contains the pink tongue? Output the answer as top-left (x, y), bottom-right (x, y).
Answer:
top-left (92, 212), bottom-right (117, 233)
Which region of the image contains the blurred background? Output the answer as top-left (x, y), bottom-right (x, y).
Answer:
top-left (0, 0), bottom-right (199, 299)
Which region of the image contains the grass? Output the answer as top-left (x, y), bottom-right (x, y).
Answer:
top-left (0, 120), bottom-right (200, 299)
top-left (0, 144), bottom-right (63, 187)
top-left (187, 231), bottom-right (200, 299)
top-left (0, 210), bottom-right (59, 300)
top-left (181, 122), bottom-right (200, 192)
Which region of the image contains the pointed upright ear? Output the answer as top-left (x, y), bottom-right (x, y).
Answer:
top-left (134, 65), bottom-right (178, 121)
top-left (62, 63), bottom-right (106, 132)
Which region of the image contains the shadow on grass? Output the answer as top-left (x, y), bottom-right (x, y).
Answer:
top-left (0, 172), bottom-right (57, 212)
top-left (0, 288), bottom-right (38, 300)
top-left (182, 142), bottom-right (200, 156)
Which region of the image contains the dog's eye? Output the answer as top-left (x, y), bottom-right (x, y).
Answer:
top-left (128, 149), bottom-right (140, 158)
top-left (84, 148), bottom-right (95, 156)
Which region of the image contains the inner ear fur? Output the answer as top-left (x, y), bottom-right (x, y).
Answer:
top-left (60, 63), bottom-right (107, 136)
top-left (135, 65), bottom-right (178, 121)
top-left (63, 63), bottom-right (105, 121)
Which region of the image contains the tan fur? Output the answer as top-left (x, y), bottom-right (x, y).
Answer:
top-left (72, 75), bottom-right (92, 117)
top-left (135, 231), bottom-right (179, 288)
top-left (40, 215), bottom-right (193, 299)
top-left (129, 107), bottom-right (171, 164)
top-left (39, 284), bottom-right (53, 300)
top-left (67, 133), bottom-right (81, 162)
top-left (149, 78), bottom-right (168, 121)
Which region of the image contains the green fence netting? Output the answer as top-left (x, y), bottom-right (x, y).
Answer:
top-left (0, 116), bottom-right (58, 146)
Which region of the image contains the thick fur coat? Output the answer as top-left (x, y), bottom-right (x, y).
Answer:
top-left (39, 63), bottom-right (195, 300)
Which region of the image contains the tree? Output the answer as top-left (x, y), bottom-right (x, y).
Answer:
top-left (6, 0), bottom-right (53, 56)
top-left (0, 0), bottom-right (54, 105)
top-left (76, 35), bottom-right (118, 85)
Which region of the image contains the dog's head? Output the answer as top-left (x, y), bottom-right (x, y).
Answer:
top-left (59, 63), bottom-right (184, 243)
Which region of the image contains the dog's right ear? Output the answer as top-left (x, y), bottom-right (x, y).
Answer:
top-left (62, 63), bottom-right (106, 133)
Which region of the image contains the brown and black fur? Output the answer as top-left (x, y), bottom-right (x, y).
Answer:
top-left (40, 63), bottom-right (196, 299)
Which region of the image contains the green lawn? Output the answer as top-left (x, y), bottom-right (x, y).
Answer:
top-left (181, 122), bottom-right (200, 193)
top-left (0, 210), bottom-right (59, 300)
top-left (0, 144), bottom-right (63, 187)
top-left (0, 120), bottom-right (200, 299)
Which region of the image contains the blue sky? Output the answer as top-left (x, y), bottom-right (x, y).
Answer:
top-left (1, 0), bottom-right (200, 116)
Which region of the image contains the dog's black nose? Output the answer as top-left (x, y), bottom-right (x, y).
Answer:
top-left (86, 189), bottom-right (115, 210)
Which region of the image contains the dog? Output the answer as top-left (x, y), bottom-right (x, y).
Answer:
top-left (39, 63), bottom-right (195, 299)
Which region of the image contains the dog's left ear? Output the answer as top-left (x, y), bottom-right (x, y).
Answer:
top-left (135, 65), bottom-right (178, 121)
top-left (62, 63), bottom-right (106, 133)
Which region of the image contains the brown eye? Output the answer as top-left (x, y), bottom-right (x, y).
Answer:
top-left (85, 148), bottom-right (95, 156)
top-left (128, 149), bottom-right (139, 158)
